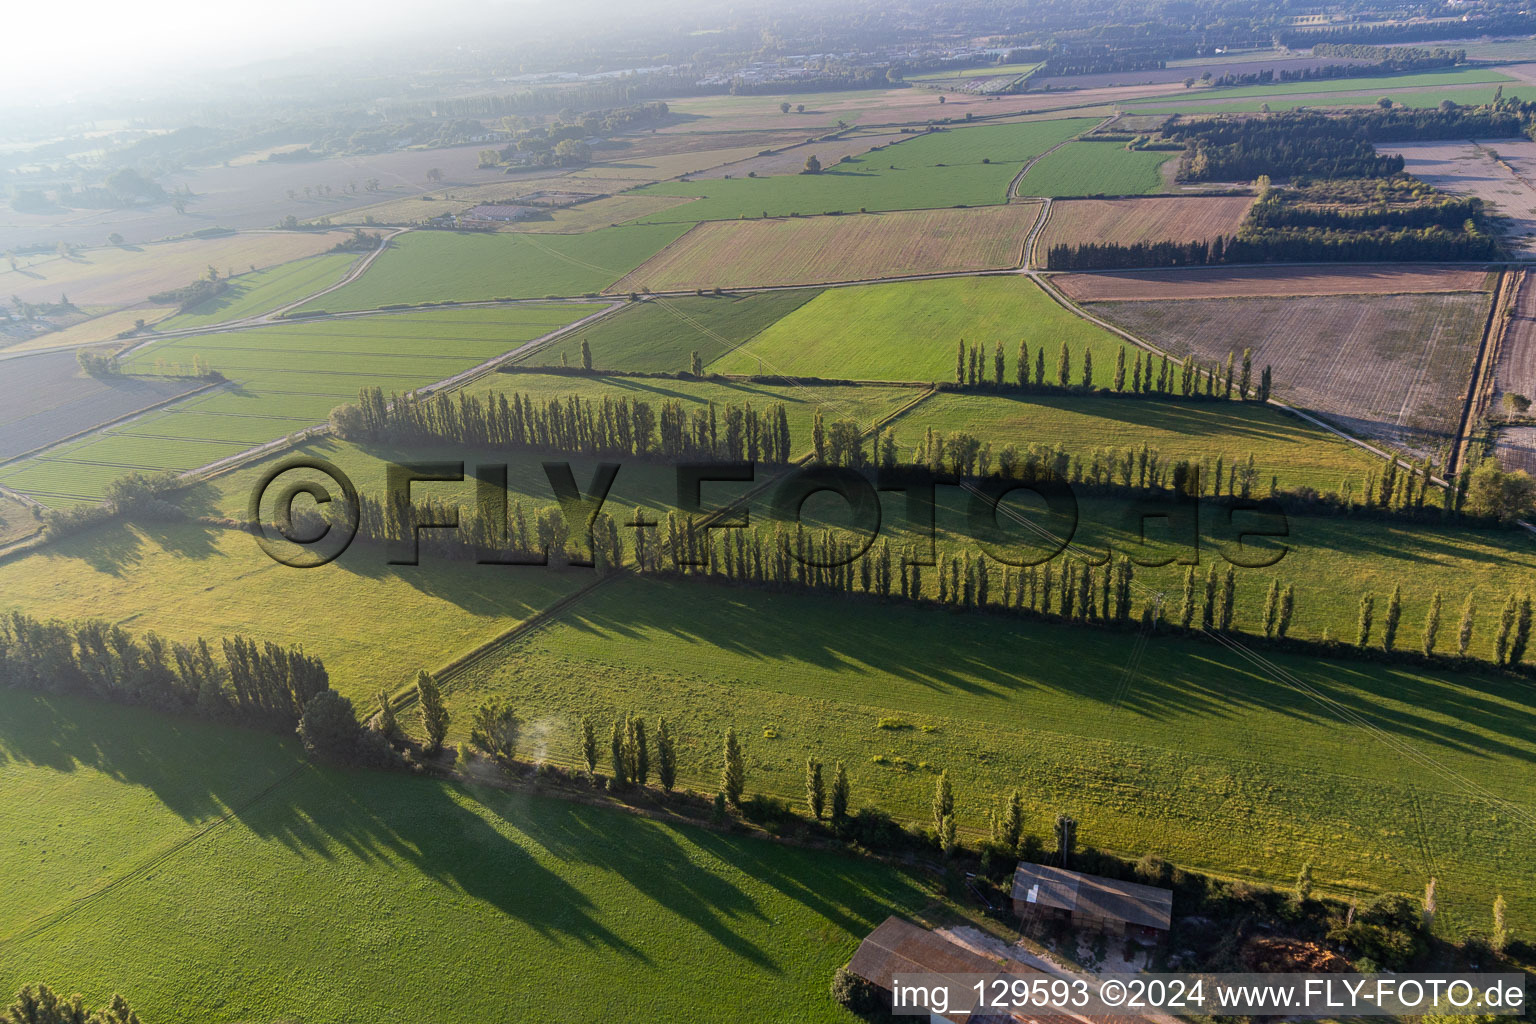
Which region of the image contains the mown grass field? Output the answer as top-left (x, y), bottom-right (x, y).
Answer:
top-left (297, 225), bottom-right (690, 312)
top-left (711, 276), bottom-right (1123, 381)
top-left (158, 253), bottom-right (359, 329)
top-left (628, 119), bottom-right (1094, 223)
top-left (612, 203), bottom-right (1040, 293)
top-left (516, 291), bottom-right (823, 372)
top-left (884, 391), bottom-right (1387, 492)
top-left (0, 305), bottom-right (603, 504)
top-left (1090, 291), bottom-right (1493, 452)
top-left (439, 572), bottom-right (1536, 933)
top-left (1014, 143), bottom-right (1176, 198)
top-left (0, 689), bottom-right (933, 1024)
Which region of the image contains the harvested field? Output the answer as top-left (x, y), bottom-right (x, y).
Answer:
top-left (693, 131), bottom-right (912, 179)
top-left (0, 147), bottom-right (511, 251)
top-left (0, 350), bottom-right (204, 461)
top-left (510, 194), bottom-right (697, 232)
top-left (1494, 269), bottom-right (1536, 410)
top-left (1036, 196), bottom-right (1254, 260)
top-left (1053, 264), bottom-right (1492, 302)
top-left (1394, 139), bottom-right (1536, 256)
top-left (0, 307), bottom-right (173, 354)
top-left (1090, 291), bottom-right (1493, 451)
top-left (612, 203), bottom-right (1041, 292)
top-left (0, 231), bottom-right (352, 309)
top-left (1494, 425), bottom-right (1536, 473)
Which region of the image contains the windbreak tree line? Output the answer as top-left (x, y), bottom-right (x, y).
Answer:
top-left (333, 386), bottom-right (795, 464)
top-left (0, 611), bottom-right (336, 730)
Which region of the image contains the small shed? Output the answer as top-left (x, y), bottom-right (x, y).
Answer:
top-left (1012, 863), bottom-right (1173, 938)
top-left (847, 917), bottom-right (1029, 1023)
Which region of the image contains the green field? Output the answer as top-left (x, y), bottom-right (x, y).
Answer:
top-left (711, 276), bottom-right (1122, 381)
top-left (521, 290), bottom-right (822, 372)
top-left (0, 305), bottom-right (602, 505)
top-left (0, 519), bottom-right (586, 702)
top-left (628, 119), bottom-right (1094, 223)
top-left (1128, 66), bottom-right (1511, 105)
top-left (907, 62), bottom-right (1042, 82)
top-left (1133, 84), bottom-right (1515, 116)
top-left (0, 689), bottom-right (933, 1023)
top-left (1015, 143), bottom-right (1175, 197)
top-left (158, 253), bottom-right (360, 330)
top-left (439, 572), bottom-right (1536, 933)
top-left (884, 392), bottom-right (1387, 493)
top-left (297, 225), bottom-right (689, 312)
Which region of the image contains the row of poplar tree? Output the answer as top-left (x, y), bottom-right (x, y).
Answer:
top-left (0, 611), bottom-right (330, 727)
top-left (1351, 585), bottom-right (1534, 664)
top-left (333, 385), bottom-right (795, 463)
top-left (951, 338), bottom-right (1272, 403)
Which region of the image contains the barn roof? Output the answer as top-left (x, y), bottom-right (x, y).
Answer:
top-left (848, 916), bottom-right (1010, 987)
top-left (1012, 863), bottom-right (1173, 930)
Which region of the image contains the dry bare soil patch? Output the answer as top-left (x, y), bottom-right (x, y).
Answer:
top-left (1053, 263), bottom-right (1491, 302)
top-left (1090, 291), bottom-right (1493, 451)
top-left (613, 203), bottom-right (1041, 292)
top-left (0, 350), bottom-right (203, 461)
top-left (1494, 269), bottom-right (1536, 409)
top-left (1394, 139), bottom-right (1536, 255)
top-left (0, 232), bottom-right (350, 308)
top-left (1494, 425), bottom-right (1536, 473)
top-left (1037, 196), bottom-right (1254, 259)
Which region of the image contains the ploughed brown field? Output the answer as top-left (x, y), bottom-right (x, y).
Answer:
top-left (1494, 269), bottom-right (1536, 410)
top-left (611, 202), bottom-right (1041, 292)
top-left (1052, 263), bottom-right (1494, 302)
top-left (1034, 195), bottom-right (1255, 263)
top-left (1089, 290), bottom-right (1494, 452)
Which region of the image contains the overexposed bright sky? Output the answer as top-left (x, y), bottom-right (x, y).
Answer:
top-left (0, 0), bottom-right (555, 98)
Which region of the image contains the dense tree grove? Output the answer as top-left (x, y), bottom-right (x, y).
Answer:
top-left (333, 386), bottom-right (794, 463)
top-left (1049, 178), bottom-right (1503, 268)
top-left (1169, 113), bottom-right (1404, 181)
top-left (2, 985), bottom-right (141, 1024)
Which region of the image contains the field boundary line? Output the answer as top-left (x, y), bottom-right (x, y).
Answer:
top-left (1450, 268), bottom-right (1515, 477)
